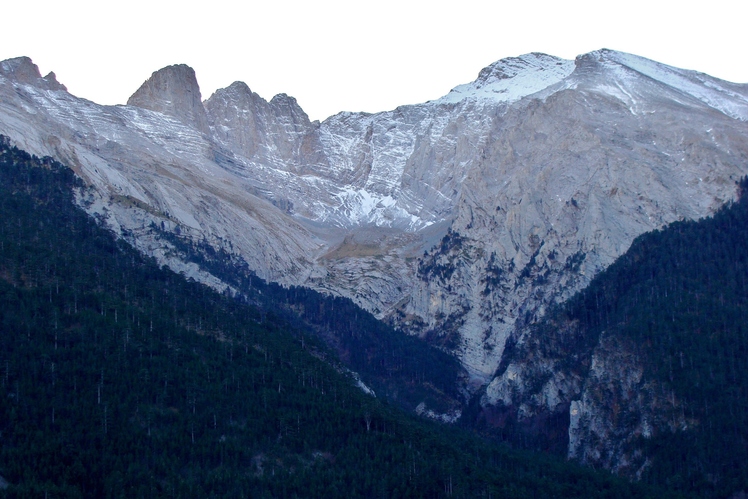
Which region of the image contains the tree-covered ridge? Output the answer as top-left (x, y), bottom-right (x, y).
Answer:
top-left (0, 137), bottom-right (673, 497)
top-left (562, 177), bottom-right (748, 496)
top-left (499, 176), bottom-right (748, 497)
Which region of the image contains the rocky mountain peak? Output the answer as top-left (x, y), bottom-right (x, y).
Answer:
top-left (204, 81), bottom-right (319, 171)
top-left (572, 48), bottom-right (640, 76)
top-left (127, 64), bottom-right (210, 135)
top-left (0, 57), bottom-right (67, 91)
top-left (270, 92), bottom-right (302, 109)
top-left (0, 56), bottom-right (41, 83)
top-left (42, 71), bottom-right (67, 91)
top-left (438, 52), bottom-right (575, 105)
top-left (574, 47), bottom-right (615, 63)
top-left (225, 80), bottom-right (252, 95)
top-left (205, 81), bottom-right (258, 111)
top-left (269, 93), bottom-right (312, 126)
top-left (476, 52), bottom-right (567, 82)
top-left (572, 49), bottom-right (748, 120)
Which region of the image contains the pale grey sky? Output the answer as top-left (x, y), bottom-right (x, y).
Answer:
top-left (2, 0), bottom-right (745, 121)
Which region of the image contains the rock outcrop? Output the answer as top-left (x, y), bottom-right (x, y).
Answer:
top-left (127, 64), bottom-right (211, 135)
top-left (0, 57), bottom-right (67, 91)
top-left (204, 81), bottom-right (324, 174)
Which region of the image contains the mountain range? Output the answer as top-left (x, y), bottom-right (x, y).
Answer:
top-left (1, 48), bottom-right (747, 491)
top-left (3, 139), bottom-right (681, 497)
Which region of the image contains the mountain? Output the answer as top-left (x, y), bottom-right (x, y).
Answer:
top-left (0, 137), bottom-right (675, 497)
top-left (1, 49), bottom-right (747, 480)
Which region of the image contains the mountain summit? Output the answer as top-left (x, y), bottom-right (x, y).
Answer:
top-left (438, 52), bottom-right (575, 104)
top-left (0, 56), bottom-right (66, 91)
top-left (127, 64), bottom-right (211, 134)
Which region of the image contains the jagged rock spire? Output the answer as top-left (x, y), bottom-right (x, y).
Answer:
top-left (0, 57), bottom-right (67, 91)
top-left (127, 64), bottom-right (210, 135)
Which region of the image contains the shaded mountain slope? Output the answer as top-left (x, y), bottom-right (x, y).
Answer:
top-left (481, 178), bottom-right (748, 497)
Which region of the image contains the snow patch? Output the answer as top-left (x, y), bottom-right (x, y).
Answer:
top-left (438, 53), bottom-right (575, 105)
top-left (332, 187), bottom-right (429, 230)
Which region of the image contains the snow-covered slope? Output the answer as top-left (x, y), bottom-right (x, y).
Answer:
top-left (594, 49), bottom-right (748, 120)
top-left (437, 52), bottom-right (575, 105)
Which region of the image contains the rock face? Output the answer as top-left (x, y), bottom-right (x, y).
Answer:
top-left (482, 315), bottom-right (688, 477)
top-left (204, 82), bottom-right (323, 172)
top-left (1, 49), bottom-right (748, 471)
top-left (127, 64), bottom-right (211, 135)
top-left (0, 57), bottom-right (66, 91)
top-left (565, 334), bottom-right (686, 476)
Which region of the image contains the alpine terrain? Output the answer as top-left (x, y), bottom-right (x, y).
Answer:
top-left (1, 49), bottom-right (747, 489)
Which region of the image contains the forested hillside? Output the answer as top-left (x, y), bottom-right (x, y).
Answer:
top-left (563, 177), bottom-right (748, 496)
top-left (0, 136), bottom-right (674, 497)
top-left (490, 175), bottom-right (748, 497)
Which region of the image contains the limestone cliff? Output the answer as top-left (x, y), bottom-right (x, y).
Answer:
top-left (127, 64), bottom-right (211, 136)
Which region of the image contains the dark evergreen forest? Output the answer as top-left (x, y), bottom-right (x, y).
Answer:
top-left (508, 176), bottom-right (748, 497)
top-left (0, 137), bottom-right (676, 497)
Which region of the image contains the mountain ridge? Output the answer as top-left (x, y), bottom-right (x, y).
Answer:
top-left (1, 50), bottom-right (747, 436)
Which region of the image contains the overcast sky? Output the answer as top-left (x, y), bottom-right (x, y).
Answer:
top-left (2, 0), bottom-right (746, 121)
